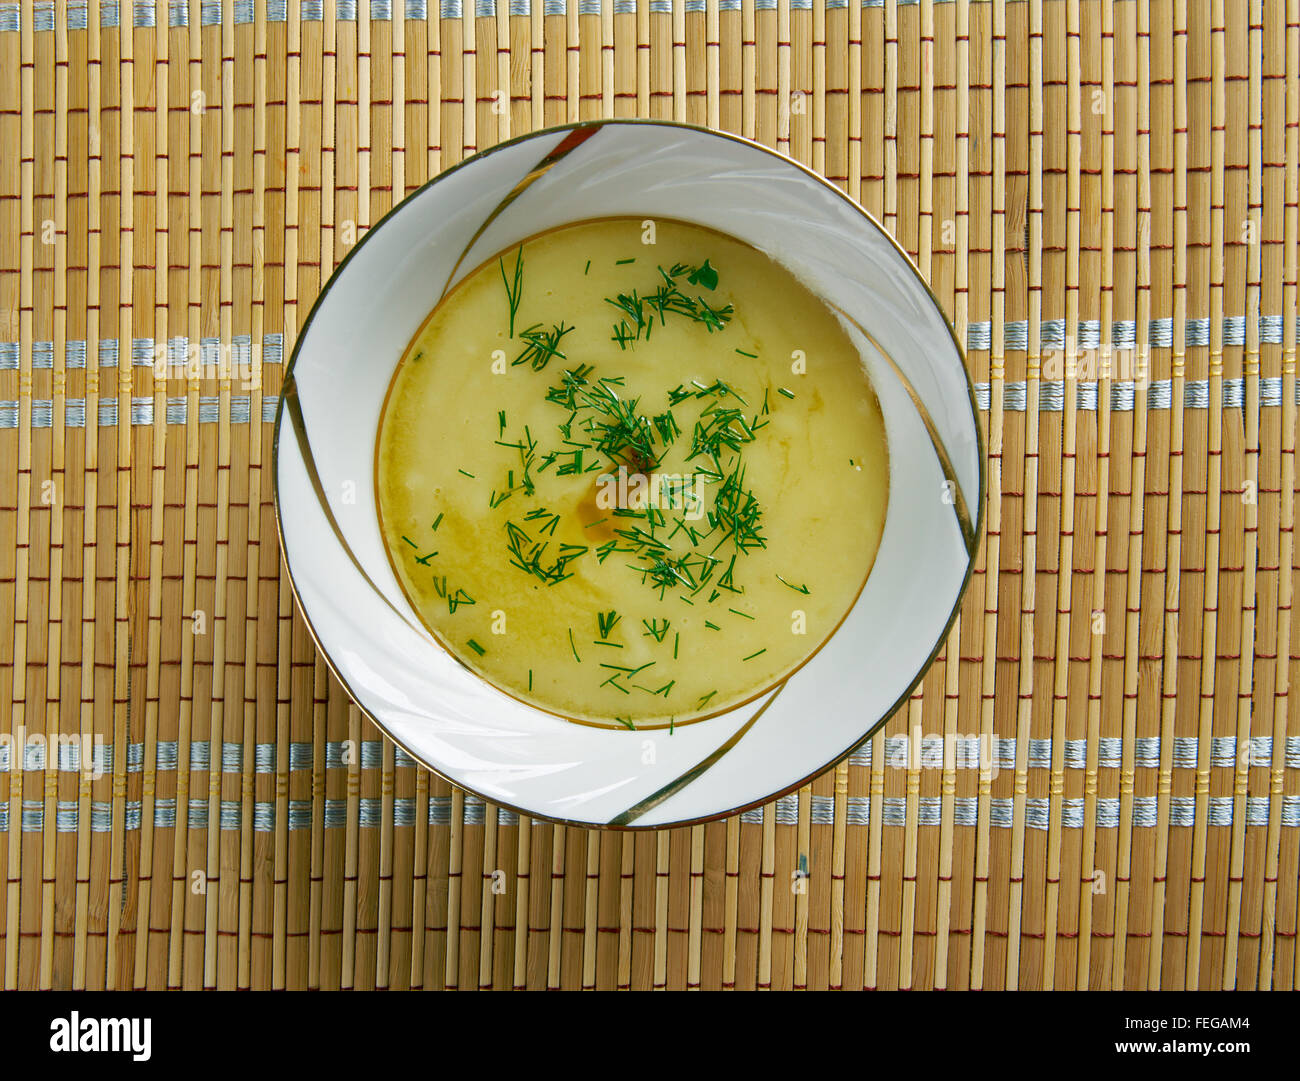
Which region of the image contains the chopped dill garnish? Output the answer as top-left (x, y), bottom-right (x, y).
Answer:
top-left (728, 608), bottom-right (755, 620)
top-left (466, 639), bottom-right (486, 656)
top-left (673, 632), bottom-right (679, 659)
top-left (742, 648), bottom-right (766, 661)
top-left (500, 245), bottom-right (524, 337)
top-left (528, 669), bottom-right (533, 691)
top-left (569, 628), bottom-right (581, 663)
top-left (605, 262), bottom-right (733, 348)
top-left (401, 536), bottom-right (418, 548)
top-left (704, 620), bottom-right (720, 631)
top-left (597, 609), bottom-right (621, 639)
top-left (457, 468), bottom-right (476, 479)
top-left (432, 513), bottom-right (444, 531)
top-left (734, 348), bottom-right (758, 358)
top-left (697, 690), bottom-right (717, 709)
top-left (642, 618), bottom-right (671, 643)
top-left (513, 321), bottom-right (575, 372)
top-left (777, 386), bottom-right (795, 399)
top-left (599, 660), bottom-right (655, 677)
top-left (615, 258), bottom-right (636, 265)
top-left (524, 507), bottom-right (562, 536)
top-left (776, 574), bottom-right (811, 594)
top-left (544, 365), bottom-right (661, 472)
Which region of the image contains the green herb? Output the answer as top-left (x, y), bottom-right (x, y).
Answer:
top-left (401, 536), bottom-right (418, 548)
top-left (776, 574), bottom-right (811, 594)
top-left (734, 348), bottom-right (758, 358)
top-left (615, 716), bottom-right (637, 730)
top-left (524, 507), bottom-right (562, 536)
top-left (606, 262), bottom-right (733, 348)
top-left (447, 588), bottom-right (475, 614)
top-left (641, 618), bottom-right (671, 643)
top-left (505, 520), bottom-right (586, 585)
top-left (528, 669), bottom-right (533, 691)
top-left (599, 660), bottom-right (655, 678)
top-left (777, 386), bottom-right (795, 400)
top-left (652, 411), bottom-right (681, 446)
top-left (467, 639), bottom-right (486, 656)
top-left (597, 609), bottom-right (621, 639)
top-left (709, 463), bottom-right (766, 555)
top-left (545, 366), bottom-right (660, 472)
top-left (596, 539), bottom-right (632, 564)
top-left (673, 632), bottom-right (679, 659)
top-left (742, 648), bottom-right (767, 661)
top-left (704, 620), bottom-right (720, 631)
top-left (513, 321), bottom-right (575, 372)
top-left (569, 628), bottom-right (581, 663)
top-left (687, 403), bottom-right (758, 461)
top-left (458, 468), bottom-right (476, 479)
top-left (697, 690), bottom-right (717, 709)
top-left (728, 608), bottom-right (755, 620)
top-left (432, 513), bottom-right (444, 531)
top-left (500, 246), bottom-right (525, 337)
top-left (615, 257), bottom-right (636, 265)
top-left (687, 258), bottom-right (718, 290)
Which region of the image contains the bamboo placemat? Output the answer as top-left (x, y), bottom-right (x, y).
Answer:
top-left (0, 0), bottom-right (1296, 992)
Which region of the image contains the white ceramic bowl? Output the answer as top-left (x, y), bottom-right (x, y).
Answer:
top-left (273, 120), bottom-right (984, 829)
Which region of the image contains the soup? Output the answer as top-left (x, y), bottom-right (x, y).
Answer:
top-left (376, 217), bottom-right (889, 729)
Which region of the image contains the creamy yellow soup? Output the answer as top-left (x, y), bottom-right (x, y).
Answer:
top-left (376, 218), bottom-right (888, 729)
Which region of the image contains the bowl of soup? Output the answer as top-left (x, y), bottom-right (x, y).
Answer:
top-left (273, 120), bottom-right (983, 829)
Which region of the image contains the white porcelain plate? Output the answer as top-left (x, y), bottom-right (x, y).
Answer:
top-left (273, 120), bottom-right (984, 829)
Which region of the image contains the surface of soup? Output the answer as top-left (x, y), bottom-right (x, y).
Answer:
top-left (376, 218), bottom-right (889, 729)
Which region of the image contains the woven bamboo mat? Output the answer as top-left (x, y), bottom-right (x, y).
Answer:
top-left (0, 0), bottom-right (1296, 992)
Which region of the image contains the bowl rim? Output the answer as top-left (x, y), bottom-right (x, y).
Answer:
top-left (271, 116), bottom-right (988, 831)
